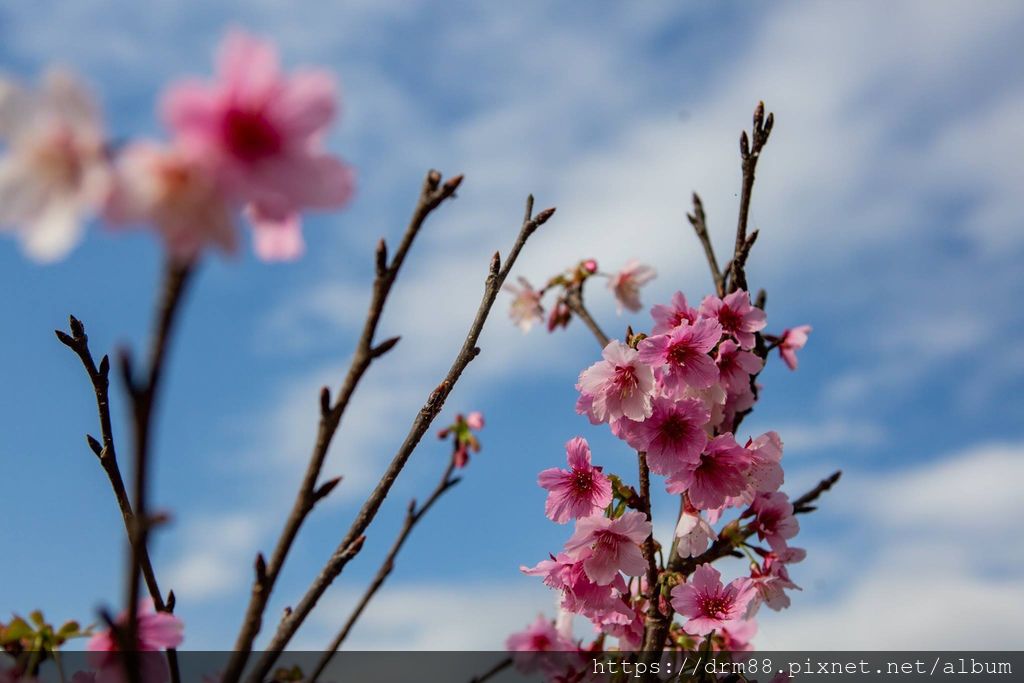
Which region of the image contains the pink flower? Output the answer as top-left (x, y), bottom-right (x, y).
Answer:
top-left (620, 396), bottom-right (709, 476)
top-left (666, 433), bottom-right (751, 510)
top-left (538, 437), bottom-right (613, 524)
top-left (607, 260), bottom-right (656, 313)
top-left (465, 411), bottom-right (485, 430)
top-left (562, 511), bottom-right (652, 585)
top-left (0, 69), bottom-right (109, 261)
top-left (749, 492), bottom-right (799, 552)
top-left (650, 291), bottom-right (699, 335)
top-left (778, 325), bottom-right (811, 370)
top-left (506, 614), bottom-right (575, 652)
top-left (522, 553), bottom-right (630, 620)
top-left (87, 601), bottom-right (183, 683)
top-left (637, 318), bottom-right (722, 390)
top-left (748, 553), bottom-right (802, 614)
top-left (700, 290), bottom-right (766, 350)
top-left (577, 341), bottom-right (656, 422)
top-left (746, 431), bottom-right (784, 495)
top-left (504, 277), bottom-right (544, 332)
top-left (161, 30), bottom-right (353, 261)
top-left (674, 508), bottom-right (715, 558)
top-left (671, 564), bottom-right (755, 637)
top-left (105, 142), bottom-right (236, 262)
top-left (717, 619), bottom-right (757, 652)
top-left (715, 340), bottom-right (762, 392)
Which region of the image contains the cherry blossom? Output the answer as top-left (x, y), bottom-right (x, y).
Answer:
top-left (650, 291), bottom-right (699, 335)
top-left (749, 491), bottom-right (799, 552)
top-left (538, 437), bottom-right (613, 523)
top-left (619, 396), bottom-right (709, 476)
top-left (666, 433), bottom-right (751, 510)
top-left (161, 30), bottom-right (353, 260)
top-left (562, 511), bottom-right (652, 585)
top-left (674, 507), bottom-right (716, 558)
top-left (637, 318), bottom-right (723, 390)
top-left (504, 276), bottom-right (545, 332)
top-left (0, 69), bottom-right (108, 261)
top-left (700, 290), bottom-right (766, 350)
top-left (607, 259), bottom-right (656, 313)
top-left (671, 564), bottom-right (755, 637)
top-left (778, 325), bottom-right (812, 370)
top-left (715, 339), bottom-right (763, 392)
top-left (577, 340), bottom-right (656, 422)
top-left (506, 614), bottom-right (575, 652)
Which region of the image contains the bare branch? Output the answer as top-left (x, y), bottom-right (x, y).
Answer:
top-left (728, 101), bottom-right (773, 293)
top-left (564, 283), bottom-right (611, 347)
top-left (309, 459), bottom-right (461, 682)
top-left (687, 193), bottom-right (725, 298)
top-left (245, 196), bottom-right (555, 682)
top-left (221, 170), bottom-right (463, 683)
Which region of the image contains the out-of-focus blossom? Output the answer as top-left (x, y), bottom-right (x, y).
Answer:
top-left (650, 291), bottom-right (698, 334)
top-left (577, 340), bottom-right (656, 423)
top-left (748, 552), bottom-right (802, 614)
top-left (637, 318), bottom-right (723, 390)
top-left (0, 69), bottom-right (108, 261)
top-left (700, 290), bottom-right (766, 350)
top-left (522, 553), bottom-right (630, 621)
top-left (506, 614), bottom-right (575, 652)
top-left (671, 563), bottom-right (755, 636)
top-left (562, 511), bottom-right (652, 585)
top-left (105, 142), bottom-right (235, 262)
top-left (504, 276), bottom-right (544, 332)
top-left (538, 437), bottom-right (613, 523)
top-left (437, 411), bottom-right (484, 468)
top-left (607, 260), bottom-right (656, 313)
top-left (717, 618), bottom-right (757, 652)
top-left (745, 431), bottom-right (785, 496)
top-left (547, 297), bottom-right (572, 332)
top-left (161, 30), bottom-right (353, 260)
top-left (777, 325), bottom-right (811, 370)
top-left (87, 601), bottom-right (183, 683)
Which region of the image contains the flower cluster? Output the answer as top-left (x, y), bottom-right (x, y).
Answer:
top-left (504, 259), bottom-right (656, 333)
top-left (507, 283), bottom-right (812, 661)
top-left (0, 30), bottom-right (353, 263)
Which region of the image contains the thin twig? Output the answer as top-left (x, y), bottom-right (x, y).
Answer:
top-left (687, 193), bottom-right (724, 298)
top-left (246, 196), bottom-right (556, 682)
top-left (637, 452), bottom-right (659, 607)
top-left (219, 170), bottom-right (463, 683)
top-left (468, 656), bottom-right (513, 683)
top-left (309, 459), bottom-right (461, 682)
top-left (563, 284), bottom-right (611, 347)
top-left (728, 101), bottom-right (773, 293)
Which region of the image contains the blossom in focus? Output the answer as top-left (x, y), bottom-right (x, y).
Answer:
top-left (666, 433), bottom-right (751, 509)
top-left (619, 396), bottom-right (709, 476)
top-left (650, 291), bottom-right (699, 335)
top-left (506, 614), bottom-right (575, 652)
top-left (749, 491), bottom-right (799, 552)
top-left (674, 507), bottom-right (715, 558)
top-left (161, 30), bottom-right (354, 261)
top-left (778, 324), bottom-right (812, 370)
top-left (700, 290), bottom-right (766, 350)
top-left (504, 276), bottom-right (545, 332)
top-left (0, 69), bottom-right (108, 261)
top-left (637, 318), bottom-right (723, 390)
top-left (105, 142), bottom-right (236, 262)
top-left (562, 510), bottom-right (652, 585)
top-left (87, 601), bottom-right (183, 683)
top-left (577, 340), bottom-right (656, 422)
top-left (607, 259), bottom-right (656, 313)
top-left (670, 563), bottom-right (755, 636)
top-left (538, 437), bottom-right (613, 523)
top-left (522, 553), bottom-right (630, 621)
top-left (715, 339), bottom-right (763, 392)
top-left (745, 431), bottom-right (785, 496)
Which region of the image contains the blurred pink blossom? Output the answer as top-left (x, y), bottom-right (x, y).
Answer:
top-left (607, 259), bottom-right (656, 313)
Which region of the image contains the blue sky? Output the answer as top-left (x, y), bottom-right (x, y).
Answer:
top-left (2, 0), bottom-right (1023, 651)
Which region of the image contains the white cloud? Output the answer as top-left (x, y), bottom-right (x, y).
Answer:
top-left (774, 418), bottom-right (886, 455)
top-left (165, 514), bottom-right (262, 602)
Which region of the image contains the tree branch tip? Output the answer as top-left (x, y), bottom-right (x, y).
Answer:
top-left (442, 173), bottom-right (464, 194)
top-left (490, 251), bottom-right (501, 275)
top-left (254, 552), bottom-right (268, 583)
top-left (524, 195), bottom-right (535, 221)
top-left (319, 386), bottom-right (331, 416)
top-left (55, 329), bottom-right (75, 347)
top-left (68, 314), bottom-right (85, 339)
top-left (425, 169), bottom-right (442, 189)
top-left (371, 336), bottom-right (401, 358)
top-left (165, 590), bottom-right (176, 612)
top-left (534, 206), bottom-right (556, 225)
top-left (86, 434), bottom-right (103, 457)
top-left (313, 476), bottom-right (343, 503)
top-left (375, 238), bottom-right (388, 276)
top-left (98, 354), bottom-right (110, 377)
top-left (740, 130), bottom-right (750, 157)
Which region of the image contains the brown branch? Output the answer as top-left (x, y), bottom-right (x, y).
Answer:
top-left (687, 193), bottom-right (724, 298)
top-left (245, 196), bottom-right (555, 682)
top-left (309, 459), bottom-right (461, 682)
top-left (564, 284), bottom-right (611, 347)
top-left (469, 656), bottom-right (513, 683)
top-left (727, 101), bottom-right (773, 294)
top-left (119, 260), bottom-right (192, 661)
top-left (220, 170), bottom-right (463, 683)
top-left (637, 452), bottom-right (659, 608)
